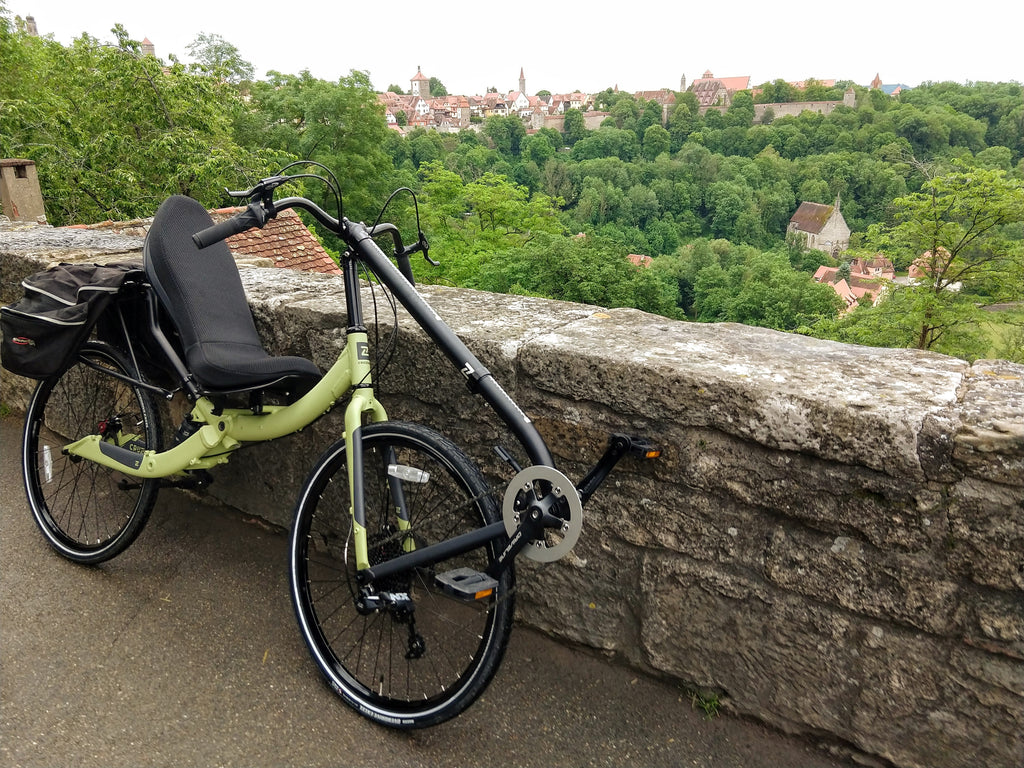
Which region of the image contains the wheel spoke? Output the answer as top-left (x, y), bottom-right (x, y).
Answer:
top-left (22, 342), bottom-right (161, 564)
top-left (290, 422), bottom-right (514, 728)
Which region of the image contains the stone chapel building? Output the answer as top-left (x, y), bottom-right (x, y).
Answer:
top-left (787, 197), bottom-right (851, 256)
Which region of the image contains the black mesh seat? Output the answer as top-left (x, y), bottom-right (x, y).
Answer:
top-left (144, 195), bottom-right (322, 393)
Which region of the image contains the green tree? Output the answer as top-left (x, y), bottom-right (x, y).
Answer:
top-left (667, 98), bottom-right (701, 151)
top-left (802, 78), bottom-right (830, 101)
top-left (409, 130), bottom-right (444, 168)
top-left (469, 232), bottom-right (680, 316)
top-left (571, 127), bottom-right (639, 162)
top-left (754, 79), bottom-right (799, 104)
top-left (642, 124), bottom-right (671, 160)
top-left (483, 115), bottom-right (526, 156)
top-left (243, 68), bottom-right (395, 221)
top-left (828, 162), bottom-right (1024, 356)
top-left (522, 132), bottom-right (556, 164)
top-left (563, 108), bottom-right (587, 145)
top-left (1, 24), bottom-right (273, 224)
top-left (429, 76), bottom-right (448, 97)
top-left (692, 249), bottom-right (842, 328)
top-left (724, 91), bottom-right (755, 127)
top-left (607, 97), bottom-right (640, 131)
top-left (186, 32), bottom-right (254, 82)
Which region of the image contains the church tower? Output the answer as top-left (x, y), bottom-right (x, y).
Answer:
top-left (519, 67), bottom-right (526, 95)
top-left (410, 66), bottom-right (429, 97)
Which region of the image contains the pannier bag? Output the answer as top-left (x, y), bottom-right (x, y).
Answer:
top-left (1, 261), bottom-right (143, 380)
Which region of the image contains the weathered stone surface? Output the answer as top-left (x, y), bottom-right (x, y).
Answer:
top-left (0, 225), bottom-right (143, 260)
top-left (640, 554), bottom-right (1024, 768)
top-left (947, 477), bottom-right (1024, 591)
top-left (765, 525), bottom-right (961, 634)
top-left (955, 360), bottom-right (1024, 485)
top-left (518, 309), bottom-right (969, 478)
top-left (3, 242), bottom-right (1023, 768)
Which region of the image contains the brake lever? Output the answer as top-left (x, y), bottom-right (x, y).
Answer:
top-left (405, 232), bottom-right (438, 266)
top-left (420, 233), bottom-right (439, 267)
top-left (225, 175), bottom-right (292, 200)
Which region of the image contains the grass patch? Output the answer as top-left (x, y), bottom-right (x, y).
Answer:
top-left (689, 689), bottom-right (722, 720)
top-left (979, 306), bottom-right (1024, 362)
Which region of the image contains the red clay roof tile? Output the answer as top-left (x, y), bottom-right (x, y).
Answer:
top-left (221, 208), bottom-right (341, 275)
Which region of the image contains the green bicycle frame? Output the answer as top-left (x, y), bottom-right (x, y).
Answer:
top-left (62, 328), bottom-right (387, 478)
top-left (62, 203), bottom-right (556, 577)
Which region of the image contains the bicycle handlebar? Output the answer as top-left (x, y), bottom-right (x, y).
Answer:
top-left (192, 202), bottom-right (271, 249)
top-left (190, 183), bottom-right (435, 285)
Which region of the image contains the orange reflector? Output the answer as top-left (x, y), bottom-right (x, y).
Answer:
top-left (645, 449), bottom-right (662, 459)
top-left (475, 589), bottom-right (494, 600)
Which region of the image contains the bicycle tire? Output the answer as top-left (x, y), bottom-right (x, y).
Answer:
top-left (289, 421), bottom-right (514, 729)
top-left (22, 340), bottom-right (162, 564)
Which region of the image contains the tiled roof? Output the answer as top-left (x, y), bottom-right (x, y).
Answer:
top-left (789, 201), bottom-right (834, 234)
top-left (813, 265), bottom-right (836, 282)
top-left (790, 79), bottom-right (836, 89)
top-left (69, 205), bottom-right (341, 276)
top-left (216, 207), bottom-right (341, 275)
top-left (814, 265), bottom-right (884, 310)
top-left (690, 79), bottom-right (726, 106)
top-left (634, 89), bottom-right (676, 105)
top-left (716, 76), bottom-right (751, 91)
top-left (690, 72), bottom-right (751, 92)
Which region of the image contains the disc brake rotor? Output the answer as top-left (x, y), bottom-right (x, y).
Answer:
top-left (502, 465), bottom-right (583, 563)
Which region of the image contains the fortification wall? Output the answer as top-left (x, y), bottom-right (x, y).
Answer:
top-left (754, 100), bottom-right (844, 123)
top-left (2, 232), bottom-right (1022, 768)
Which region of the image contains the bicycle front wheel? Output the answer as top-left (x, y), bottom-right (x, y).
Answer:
top-left (22, 340), bottom-right (162, 564)
top-left (289, 421), bottom-right (514, 729)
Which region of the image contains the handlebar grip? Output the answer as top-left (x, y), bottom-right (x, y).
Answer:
top-left (192, 206), bottom-right (264, 249)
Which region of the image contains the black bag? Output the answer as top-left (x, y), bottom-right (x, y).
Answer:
top-left (1, 261), bottom-right (144, 380)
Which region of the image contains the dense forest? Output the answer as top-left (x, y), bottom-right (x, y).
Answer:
top-left (2, 7), bottom-right (1022, 362)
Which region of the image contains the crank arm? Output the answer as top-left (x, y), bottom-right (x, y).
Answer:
top-left (576, 434), bottom-right (661, 506)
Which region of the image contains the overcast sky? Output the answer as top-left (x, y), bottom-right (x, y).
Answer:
top-left (8, 0), bottom-right (1021, 96)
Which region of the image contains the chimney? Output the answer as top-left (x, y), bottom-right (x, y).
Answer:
top-left (0, 159), bottom-right (47, 224)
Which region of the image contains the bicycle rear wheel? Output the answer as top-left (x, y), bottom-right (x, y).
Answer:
top-left (22, 340), bottom-right (162, 564)
top-left (289, 421), bottom-right (514, 729)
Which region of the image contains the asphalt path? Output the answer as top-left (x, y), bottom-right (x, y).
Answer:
top-left (1, 415), bottom-right (854, 768)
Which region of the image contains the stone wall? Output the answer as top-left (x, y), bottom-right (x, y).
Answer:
top-left (754, 100), bottom-right (844, 123)
top-left (2, 232), bottom-right (1022, 768)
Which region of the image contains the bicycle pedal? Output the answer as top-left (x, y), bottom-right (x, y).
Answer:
top-left (434, 567), bottom-right (498, 601)
top-left (627, 437), bottom-right (662, 460)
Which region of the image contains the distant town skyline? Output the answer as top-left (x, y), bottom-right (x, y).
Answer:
top-left (8, 0), bottom-right (1019, 96)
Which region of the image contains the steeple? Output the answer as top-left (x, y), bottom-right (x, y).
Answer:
top-left (519, 67), bottom-right (526, 95)
top-left (410, 66), bottom-right (429, 97)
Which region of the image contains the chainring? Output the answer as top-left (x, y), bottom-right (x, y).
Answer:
top-left (501, 465), bottom-right (583, 563)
